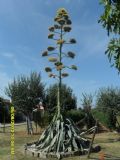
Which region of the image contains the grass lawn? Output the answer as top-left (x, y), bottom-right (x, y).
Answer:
top-left (0, 123), bottom-right (120, 160)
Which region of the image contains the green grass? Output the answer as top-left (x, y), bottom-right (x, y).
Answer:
top-left (0, 124), bottom-right (120, 160)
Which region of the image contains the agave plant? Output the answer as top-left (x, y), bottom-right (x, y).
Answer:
top-left (26, 8), bottom-right (90, 159)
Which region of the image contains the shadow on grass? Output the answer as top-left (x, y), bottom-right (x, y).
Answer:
top-left (95, 138), bottom-right (120, 144)
top-left (90, 154), bottom-right (120, 160)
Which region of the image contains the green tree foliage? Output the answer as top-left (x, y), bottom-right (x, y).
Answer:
top-left (5, 72), bottom-right (45, 114)
top-left (0, 97), bottom-right (10, 132)
top-left (81, 93), bottom-right (93, 112)
top-left (96, 87), bottom-right (120, 129)
top-left (81, 93), bottom-right (96, 129)
top-left (46, 83), bottom-right (77, 115)
top-left (99, 0), bottom-right (120, 71)
top-left (66, 109), bottom-right (84, 123)
top-left (5, 72), bottom-right (45, 134)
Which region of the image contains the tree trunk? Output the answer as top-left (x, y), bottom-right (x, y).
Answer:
top-left (26, 113), bottom-right (33, 135)
top-left (3, 107), bottom-right (5, 133)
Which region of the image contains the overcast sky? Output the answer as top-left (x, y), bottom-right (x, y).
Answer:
top-left (0, 0), bottom-right (119, 106)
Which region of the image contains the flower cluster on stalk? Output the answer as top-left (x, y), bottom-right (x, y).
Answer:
top-left (42, 8), bottom-right (77, 79)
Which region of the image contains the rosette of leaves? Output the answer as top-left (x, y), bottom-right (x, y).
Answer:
top-left (42, 51), bottom-right (48, 57)
top-left (62, 73), bottom-right (69, 77)
top-left (48, 33), bottom-right (54, 39)
top-left (67, 51), bottom-right (75, 58)
top-left (48, 57), bottom-right (58, 62)
top-left (47, 46), bottom-right (55, 51)
top-left (45, 67), bottom-right (52, 72)
top-left (71, 65), bottom-right (77, 70)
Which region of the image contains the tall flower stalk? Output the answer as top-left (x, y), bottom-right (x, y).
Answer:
top-left (26, 9), bottom-right (91, 159)
top-left (42, 8), bottom-right (77, 118)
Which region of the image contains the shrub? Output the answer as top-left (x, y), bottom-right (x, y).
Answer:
top-left (65, 109), bottom-right (85, 123)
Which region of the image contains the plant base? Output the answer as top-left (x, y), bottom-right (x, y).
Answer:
top-left (25, 114), bottom-right (90, 159)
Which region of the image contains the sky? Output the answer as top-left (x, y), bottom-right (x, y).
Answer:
top-left (0, 0), bottom-right (119, 106)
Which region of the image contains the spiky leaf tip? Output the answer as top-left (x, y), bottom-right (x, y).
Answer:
top-left (42, 51), bottom-right (48, 57)
top-left (70, 38), bottom-right (76, 44)
top-left (47, 46), bottom-right (55, 51)
top-left (45, 67), bottom-right (52, 72)
top-left (48, 57), bottom-right (58, 62)
top-left (67, 51), bottom-right (75, 58)
top-left (71, 65), bottom-right (77, 70)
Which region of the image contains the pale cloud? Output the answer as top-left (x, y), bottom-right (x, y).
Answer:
top-left (1, 52), bottom-right (14, 58)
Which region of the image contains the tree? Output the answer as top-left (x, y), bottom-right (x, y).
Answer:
top-left (46, 83), bottom-right (77, 115)
top-left (99, 0), bottom-right (120, 72)
top-left (96, 87), bottom-right (120, 129)
top-left (5, 72), bottom-right (45, 134)
top-left (26, 8), bottom-right (90, 159)
top-left (81, 93), bottom-right (95, 129)
top-left (0, 97), bottom-right (10, 132)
